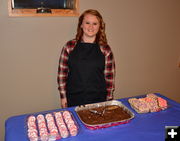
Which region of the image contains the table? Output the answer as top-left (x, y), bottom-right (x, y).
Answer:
top-left (5, 93), bottom-right (180, 141)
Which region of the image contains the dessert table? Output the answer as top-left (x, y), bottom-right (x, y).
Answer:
top-left (5, 93), bottom-right (180, 141)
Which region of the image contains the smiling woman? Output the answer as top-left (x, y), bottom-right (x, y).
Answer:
top-left (57, 9), bottom-right (116, 108)
top-left (8, 0), bottom-right (79, 17)
top-left (80, 14), bottom-right (100, 43)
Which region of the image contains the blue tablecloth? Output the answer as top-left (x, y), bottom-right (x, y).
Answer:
top-left (5, 93), bottom-right (180, 141)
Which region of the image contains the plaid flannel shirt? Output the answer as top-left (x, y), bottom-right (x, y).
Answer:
top-left (57, 39), bottom-right (115, 100)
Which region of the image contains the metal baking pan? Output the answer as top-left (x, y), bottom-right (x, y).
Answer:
top-left (75, 100), bottom-right (134, 130)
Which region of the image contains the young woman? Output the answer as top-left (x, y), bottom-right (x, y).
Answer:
top-left (57, 9), bottom-right (115, 108)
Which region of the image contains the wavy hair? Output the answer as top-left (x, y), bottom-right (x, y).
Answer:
top-left (75, 9), bottom-right (107, 46)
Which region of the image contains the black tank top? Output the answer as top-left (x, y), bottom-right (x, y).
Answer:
top-left (66, 42), bottom-right (107, 107)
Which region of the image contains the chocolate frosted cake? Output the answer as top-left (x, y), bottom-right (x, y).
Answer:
top-left (76, 105), bottom-right (131, 125)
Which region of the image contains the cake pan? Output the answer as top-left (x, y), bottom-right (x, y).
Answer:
top-left (75, 100), bottom-right (134, 130)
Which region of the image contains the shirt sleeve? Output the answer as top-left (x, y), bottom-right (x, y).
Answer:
top-left (57, 43), bottom-right (69, 99)
top-left (57, 40), bottom-right (76, 99)
top-left (104, 45), bottom-right (115, 100)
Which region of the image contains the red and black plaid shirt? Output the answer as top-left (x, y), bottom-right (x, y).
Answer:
top-left (57, 39), bottom-right (115, 100)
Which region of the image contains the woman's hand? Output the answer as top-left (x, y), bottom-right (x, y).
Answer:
top-left (107, 96), bottom-right (113, 101)
top-left (60, 98), bottom-right (67, 108)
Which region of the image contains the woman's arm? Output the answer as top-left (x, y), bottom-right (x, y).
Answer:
top-left (103, 45), bottom-right (115, 100)
top-left (57, 44), bottom-right (69, 108)
top-left (57, 39), bottom-right (77, 108)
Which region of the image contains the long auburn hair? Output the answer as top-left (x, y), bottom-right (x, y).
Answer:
top-left (75, 9), bottom-right (108, 46)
